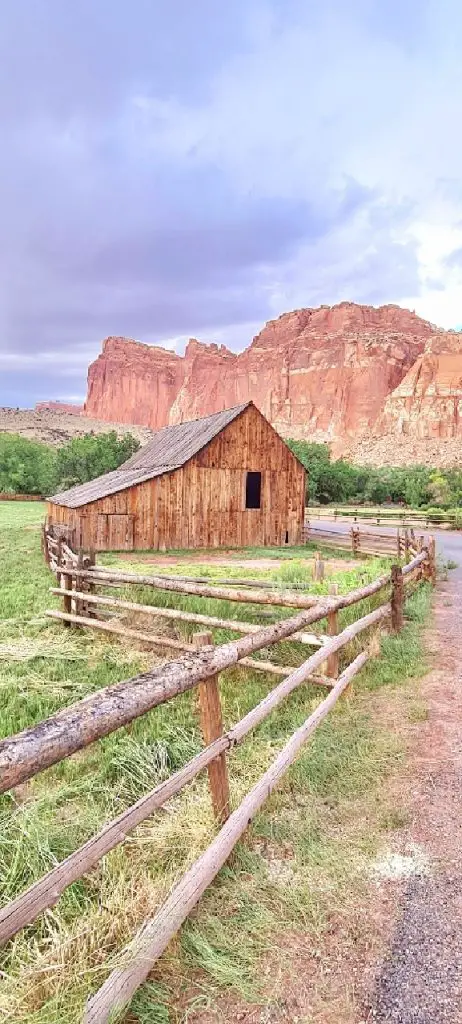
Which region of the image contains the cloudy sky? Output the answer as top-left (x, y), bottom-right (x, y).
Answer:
top-left (1, 0), bottom-right (462, 407)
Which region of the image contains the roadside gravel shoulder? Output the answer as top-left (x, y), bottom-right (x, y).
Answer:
top-left (367, 571), bottom-right (462, 1023)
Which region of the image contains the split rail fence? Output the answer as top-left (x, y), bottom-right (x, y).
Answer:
top-left (304, 520), bottom-right (428, 559)
top-left (0, 492), bottom-right (44, 502)
top-left (308, 506), bottom-right (461, 530)
top-left (0, 525), bottom-right (436, 1022)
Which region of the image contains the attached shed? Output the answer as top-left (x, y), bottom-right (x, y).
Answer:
top-left (47, 402), bottom-right (306, 551)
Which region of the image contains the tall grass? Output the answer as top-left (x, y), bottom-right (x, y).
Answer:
top-left (0, 504), bottom-right (432, 1023)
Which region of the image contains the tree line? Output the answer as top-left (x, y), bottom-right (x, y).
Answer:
top-left (1, 430), bottom-right (461, 512)
top-left (286, 438), bottom-right (462, 512)
top-left (0, 432), bottom-right (140, 497)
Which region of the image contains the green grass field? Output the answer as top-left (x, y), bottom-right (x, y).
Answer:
top-left (0, 500), bottom-right (47, 529)
top-left (0, 503), bottom-right (432, 1023)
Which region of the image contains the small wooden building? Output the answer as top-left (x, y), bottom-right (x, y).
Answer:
top-left (47, 402), bottom-right (306, 551)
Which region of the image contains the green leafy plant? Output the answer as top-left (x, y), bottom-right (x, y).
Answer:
top-left (0, 431), bottom-right (140, 496)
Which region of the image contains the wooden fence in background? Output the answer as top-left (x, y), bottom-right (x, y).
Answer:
top-left (0, 492), bottom-right (44, 502)
top-left (304, 521), bottom-right (428, 559)
top-left (307, 506), bottom-right (461, 529)
top-left (0, 525), bottom-right (435, 1021)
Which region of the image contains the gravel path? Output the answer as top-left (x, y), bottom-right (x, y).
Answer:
top-left (369, 565), bottom-right (462, 1023)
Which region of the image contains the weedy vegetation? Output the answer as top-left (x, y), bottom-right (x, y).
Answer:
top-left (0, 501), bottom-right (432, 1023)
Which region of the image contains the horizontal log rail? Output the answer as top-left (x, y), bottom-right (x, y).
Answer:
top-left (0, 592), bottom-right (391, 795)
top-left (46, 608), bottom-right (328, 680)
top-left (84, 651), bottom-right (369, 1024)
top-left (140, 572), bottom-right (317, 591)
top-left (48, 588), bottom-right (329, 647)
top-left (309, 532), bottom-right (398, 550)
top-left (58, 566), bottom-right (325, 609)
top-left (46, 609), bottom-right (198, 652)
top-left (0, 628), bottom-right (375, 946)
top-left (58, 564), bottom-right (391, 610)
top-left (310, 524), bottom-right (399, 542)
top-left (401, 549), bottom-right (428, 576)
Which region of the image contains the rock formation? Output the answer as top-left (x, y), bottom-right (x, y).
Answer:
top-left (83, 303), bottom-right (462, 464)
top-left (35, 401), bottom-right (83, 415)
top-left (85, 337), bottom-right (183, 432)
top-left (377, 332), bottom-right (462, 439)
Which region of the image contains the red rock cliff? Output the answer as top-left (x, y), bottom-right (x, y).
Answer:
top-left (85, 337), bottom-right (185, 430)
top-left (377, 332), bottom-right (462, 440)
top-left (84, 303), bottom-right (459, 446)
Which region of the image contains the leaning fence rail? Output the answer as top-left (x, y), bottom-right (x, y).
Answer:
top-left (84, 652), bottom-right (370, 1024)
top-left (1, 524), bottom-right (434, 1020)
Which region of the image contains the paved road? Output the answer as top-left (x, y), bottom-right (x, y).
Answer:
top-left (310, 522), bottom-right (462, 580)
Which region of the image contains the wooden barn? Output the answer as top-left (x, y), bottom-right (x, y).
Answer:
top-left (47, 402), bottom-right (306, 551)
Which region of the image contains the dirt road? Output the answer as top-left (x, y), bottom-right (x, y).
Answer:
top-left (368, 564), bottom-right (462, 1022)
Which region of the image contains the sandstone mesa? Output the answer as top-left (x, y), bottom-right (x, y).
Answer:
top-left (83, 302), bottom-right (462, 465)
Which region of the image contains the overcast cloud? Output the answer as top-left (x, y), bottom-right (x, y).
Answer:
top-left (1, 0), bottom-right (462, 406)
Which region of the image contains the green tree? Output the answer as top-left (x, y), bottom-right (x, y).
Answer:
top-left (285, 439), bottom-right (363, 503)
top-left (0, 434), bottom-right (58, 495)
top-left (428, 470), bottom-right (453, 508)
top-left (55, 431), bottom-right (140, 490)
top-left (403, 467), bottom-right (432, 508)
top-left (0, 430), bottom-right (140, 496)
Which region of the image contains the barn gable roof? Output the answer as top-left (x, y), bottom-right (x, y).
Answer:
top-left (49, 403), bottom-right (252, 508)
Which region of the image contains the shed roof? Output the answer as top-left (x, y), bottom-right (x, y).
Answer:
top-left (49, 403), bottom-right (251, 508)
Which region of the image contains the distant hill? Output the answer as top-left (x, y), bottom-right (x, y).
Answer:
top-left (0, 407), bottom-right (155, 447)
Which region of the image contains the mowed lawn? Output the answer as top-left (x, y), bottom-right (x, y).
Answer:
top-left (0, 502), bottom-right (431, 1023)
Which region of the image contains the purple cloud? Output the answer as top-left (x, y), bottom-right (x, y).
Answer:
top-left (0, 0), bottom-right (461, 407)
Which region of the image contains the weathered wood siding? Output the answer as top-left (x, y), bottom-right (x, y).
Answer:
top-left (48, 405), bottom-right (305, 551)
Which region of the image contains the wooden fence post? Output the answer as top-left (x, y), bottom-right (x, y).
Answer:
top-left (422, 537), bottom-right (436, 586)
top-left (84, 550), bottom-right (96, 618)
top-left (56, 540), bottom-right (71, 628)
top-left (351, 526), bottom-right (360, 557)
top-left (391, 565), bottom-right (404, 633)
top-left (192, 632), bottom-right (230, 824)
top-left (42, 524), bottom-right (51, 569)
top-left (325, 583), bottom-right (339, 682)
top-left (74, 549), bottom-right (85, 617)
top-left (429, 536), bottom-right (437, 585)
top-left (313, 552), bottom-right (325, 582)
top-left (60, 558), bottom-right (73, 627)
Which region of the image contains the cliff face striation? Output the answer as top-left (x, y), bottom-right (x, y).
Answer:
top-left (377, 333), bottom-right (462, 440)
top-left (83, 303), bottom-right (462, 464)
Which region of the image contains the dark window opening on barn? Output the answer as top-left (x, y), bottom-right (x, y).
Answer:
top-left (285, 530), bottom-right (289, 544)
top-left (245, 471), bottom-right (261, 509)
